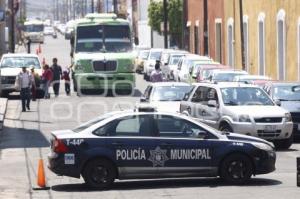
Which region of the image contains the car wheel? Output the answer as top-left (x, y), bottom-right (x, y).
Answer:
top-left (219, 123), bottom-right (233, 133)
top-left (82, 159), bottom-right (116, 189)
top-left (273, 136), bottom-right (293, 150)
top-left (220, 154), bottom-right (253, 184)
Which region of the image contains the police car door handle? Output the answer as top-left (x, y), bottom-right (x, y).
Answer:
top-left (112, 142), bottom-right (124, 146)
top-left (160, 142), bottom-right (173, 147)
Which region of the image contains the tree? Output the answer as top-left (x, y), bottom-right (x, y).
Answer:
top-left (148, 0), bottom-right (183, 47)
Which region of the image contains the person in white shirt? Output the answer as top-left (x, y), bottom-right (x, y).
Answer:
top-left (18, 66), bottom-right (33, 112)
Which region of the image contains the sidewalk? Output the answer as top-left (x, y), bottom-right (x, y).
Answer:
top-left (0, 98), bottom-right (8, 130)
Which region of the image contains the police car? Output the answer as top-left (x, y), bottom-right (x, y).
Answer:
top-left (48, 108), bottom-right (276, 189)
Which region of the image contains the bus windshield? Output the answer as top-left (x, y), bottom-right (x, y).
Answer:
top-left (75, 25), bottom-right (132, 53)
top-left (25, 25), bottom-right (44, 32)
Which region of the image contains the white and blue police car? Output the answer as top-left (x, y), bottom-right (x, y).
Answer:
top-left (48, 107), bottom-right (276, 189)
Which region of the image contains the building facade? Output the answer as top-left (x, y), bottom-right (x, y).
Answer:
top-left (186, 0), bottom-right (300, 80)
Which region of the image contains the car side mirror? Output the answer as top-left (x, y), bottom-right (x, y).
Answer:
top-left (208, 100), bottom-right (217, 107)
top-left (195, 130), bottom-right (207, 139)
top-left (274, 99), bottom-right (281, 106)
top-left (140, 96), bottom-right (147, 102)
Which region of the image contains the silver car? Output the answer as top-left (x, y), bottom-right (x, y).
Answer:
top-left (180, 82), bottom-right (293, 149)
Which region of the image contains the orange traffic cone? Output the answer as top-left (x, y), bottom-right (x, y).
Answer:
top-left (38, 44), bottom-right (42, 53)
top-left (32, 159), bottom-right (49, 190)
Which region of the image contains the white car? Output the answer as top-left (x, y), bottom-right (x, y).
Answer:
top-left (180, 82), bottom-right (293, 149)
top-left (176, 54), bottom-right (213, 83)
top-left (44, 26), bottom-right (55, 36)
top-left (143, 48), bottom-right (164, 81)
top-left (140, 82), bottom-right (192, 113)
top-left (0, 53), bottom-right (44, 97)
top-left (208, 69), bottom-right (248, 82)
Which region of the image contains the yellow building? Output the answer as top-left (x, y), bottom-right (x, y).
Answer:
top-left (223, 0), bottom-right (300, 80)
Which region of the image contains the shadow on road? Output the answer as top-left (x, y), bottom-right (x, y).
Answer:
top-left (0, 127), bottom-right (50, 149)
top-left (51, 177), bottom-right (282, 192)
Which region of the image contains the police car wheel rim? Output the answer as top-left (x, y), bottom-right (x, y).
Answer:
top-left (91, 166), bottom-right (109, 184)
top-left (228, 161), bottom-right (247, 179)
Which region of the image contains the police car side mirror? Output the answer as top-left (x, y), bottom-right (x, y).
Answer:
top-left (195, 130), bottom-right (207, 139)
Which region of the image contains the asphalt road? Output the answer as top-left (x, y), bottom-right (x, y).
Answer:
top-left (0, 35), bottom-right (300, 199)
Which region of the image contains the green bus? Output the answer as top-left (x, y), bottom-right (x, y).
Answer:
top-left (71, 13), bottom-right (135, 96)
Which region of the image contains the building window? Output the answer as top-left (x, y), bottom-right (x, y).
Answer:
top-left (258, 12), bottom-right (265, 75)
top-left (298, 18), bottom-right (300, 80)
top-left (277, 9), bottom-right (286, 80)
top-left (243, 15), bottom-right (249, 72)
top-left (215, 19), bottom-right (222, 63)
top-left (227, 18), bottom-right (234, 67)
top-left (194, 25), bottom-right (199, 54)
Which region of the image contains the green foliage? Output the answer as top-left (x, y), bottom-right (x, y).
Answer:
top-left (148, 0), bottom-right (183, 36)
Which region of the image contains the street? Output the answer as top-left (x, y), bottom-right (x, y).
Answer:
top-left (0, 35), bottom-right (299, 199)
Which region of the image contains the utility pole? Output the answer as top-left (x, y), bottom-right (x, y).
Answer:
top-left (113, 0), bottom-right (118, 15)
top-left (91, 0), bottom-right (94, 13)
top-left (9, 0), bottom-right (15, 53)
top-left (0, 0), bottom-right (6, 56)
top-left (239, 0), bottom-right (245, 70)
top-left (163, 0), bottom-right (168, 49)
top-left (203, 0), bottom-right (208, 55)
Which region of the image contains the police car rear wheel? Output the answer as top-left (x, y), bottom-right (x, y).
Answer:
top-left (82, 159), bottom-right (116, 189)
top-left (220, 154), bottom-right (253, 184)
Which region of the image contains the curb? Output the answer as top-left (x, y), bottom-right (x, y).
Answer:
top-left (0, 98), bottom-right (8, 130)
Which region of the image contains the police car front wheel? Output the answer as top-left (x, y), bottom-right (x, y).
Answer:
top-left (82, 159), bottom-right (117, 189)
top-left (220, 154), bottom-right (253, 184)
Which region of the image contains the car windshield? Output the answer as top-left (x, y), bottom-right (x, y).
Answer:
top-left (273, 85), bottom-right (300, 101)
top-left (25, 24), bottom-right (44, 32)
top-left (73, 112), bottom-right (117, 133)
top-left (152, 86), bottom-right (192, 101)
top-left (76, 25), bottom-right (132, 53)
top-left (221, 87), bottom-right (274, 106)
top-left (169, 55), bottom-right (184, 65)
top-left (213, 72), bottom-right (246, 81)
top-left (139, 51), bottom-right (149, 59)
top-left (149, 51), bottom-right (161, 60)
top-left (1, 57), bottom-right (41, 68)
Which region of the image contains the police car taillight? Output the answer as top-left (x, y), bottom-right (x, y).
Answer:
top-left (53, 138), bottom-right (69, 153)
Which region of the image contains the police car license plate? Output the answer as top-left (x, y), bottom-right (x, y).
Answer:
top-left (264, 125), bottom-right (276, 132)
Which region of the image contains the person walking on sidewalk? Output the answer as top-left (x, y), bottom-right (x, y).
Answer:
top-left (51, 58), bottom-right (62, 97)
top-left (30, 66), bottom-right (40, 101)
top-left (41, 64), bottom-right (52, 99)
top-left (18, 66), bottom-right (33, 112)
top-left (150, 60), bottom-right (163, 83)
top-left (62, 68), bottom-right (71, 95)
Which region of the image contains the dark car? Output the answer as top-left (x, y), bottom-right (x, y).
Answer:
top-left (48, 109), bottom-right (276, 189)
top-left (264, 82), bottom-right (300, 140)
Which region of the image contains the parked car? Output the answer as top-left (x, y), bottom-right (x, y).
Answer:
top-left (207, 69), bottom-right (248, 82)
top-left (196, 64), bottom-right (229, 82)
top-left (143, 48), bottom-right (164, 81)
top-left (233, 75), bottom-right (271, 87)
top-left (0, 53), bottom-right (44, 98)
top-left (264, 82), bottom-right (300, 140)
top-left (189, 61), bottom-right (220, 83)
top-left (135, 49), bottom-right (150, 73)
top-left (140, 82), bottom-right (192, 113)
top-left (43, 26), bottom-right (55, 36)
top-left (180, 82), bottom-right (293, 149)
top-left (160, 49), bottom-right (188, 81)
top-left (175, 54), bottom-right (213, 83)
top-left (48, 108), bottom-right (276, 189)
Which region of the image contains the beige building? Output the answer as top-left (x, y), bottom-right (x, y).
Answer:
top-left (224, 0), bottom-right (300, 80)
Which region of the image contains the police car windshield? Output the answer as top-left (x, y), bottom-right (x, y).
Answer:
top-left (221, 87), bottom-right (274, 106)
top-left (152, 86), bottom-right (192, 101)
top-left (1, 57), bottom-right (40, 68)
top-left (73, 112), bottom-right (118, 133)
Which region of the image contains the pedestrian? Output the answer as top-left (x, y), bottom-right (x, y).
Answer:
top-left (150, 60), bottom-right (163, 82)
top-left (62, 68), bottom-right (71, 95)
top-left (18, 66), bottom-right (32, 112)
top-left (51, 58), bottom-right (62, 97)
top-left (30, 66), bottom-right (40, 101)
top-left (41, 64), bottom-right (52, 99)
